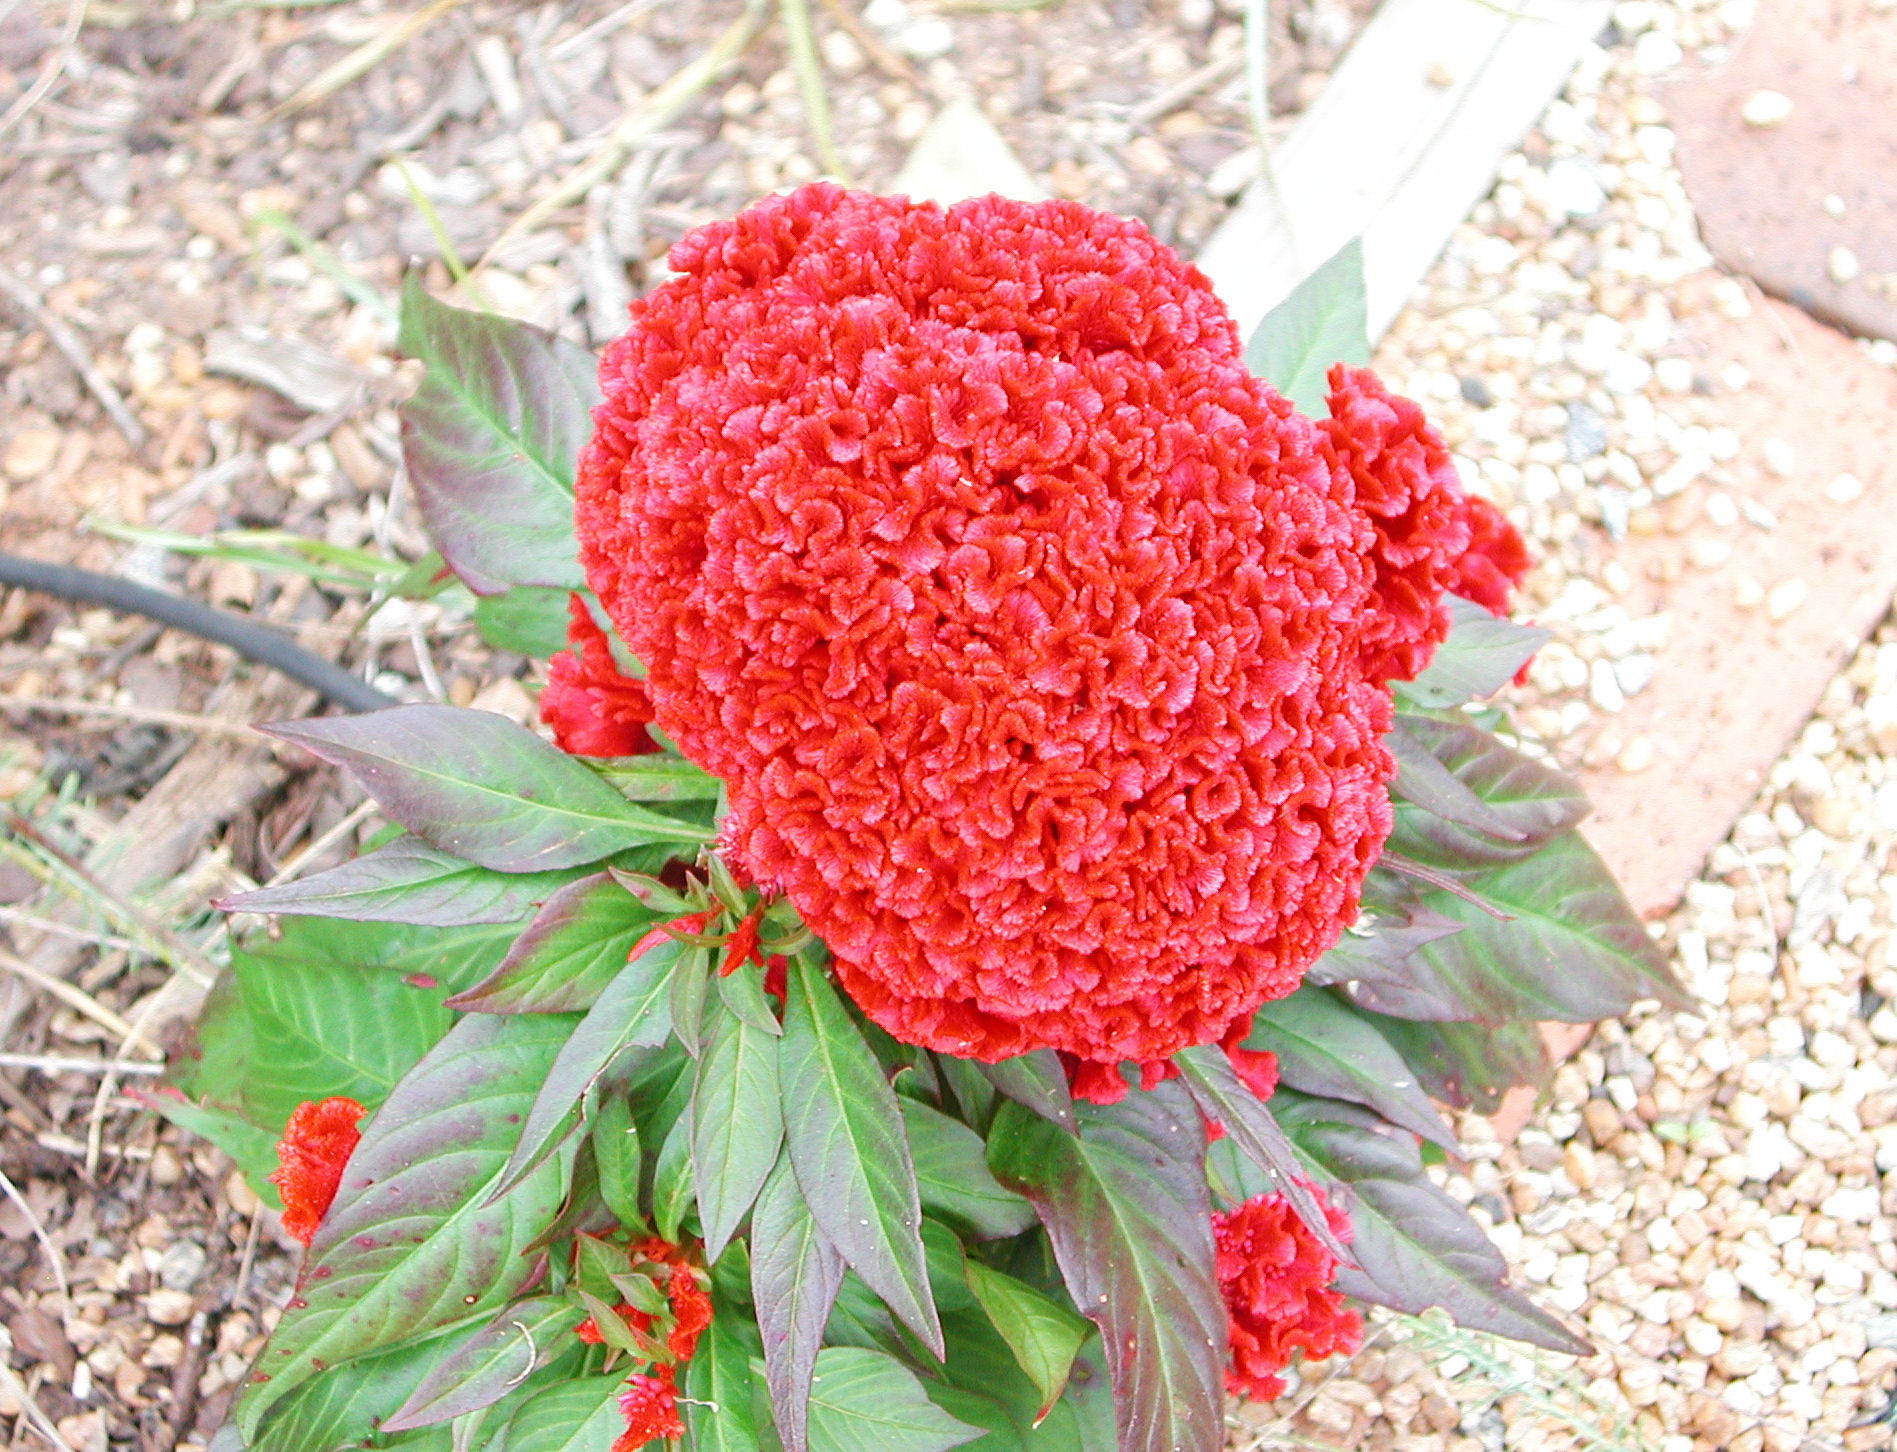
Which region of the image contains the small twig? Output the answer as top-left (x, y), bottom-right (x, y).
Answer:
top-left (549, 0), bottom-right (661, 60)
top-left (0, 905), bottom-right (143, 955)
top-left (0, 269), bottom-right (146, 451)
top-left (0, 1165), bottom-right (71, 1310)
top-left (0, 1051), bottom-right (163, 1076)
top-left (812, 0), bottom-right (922, 85)
top-left (1127, 48), bottom-right (1243, 126)
top-left (0, 945), bottom-right (162, 1056)
top-left (230, 1202), bottom-right (264, 1308)
top-left (0, 1359), bottom-right (79, 1452)
top-left (0, 0), bottom-right (87, 143)
top-left (0, 694), bottom-right (260, 741)
top-left (266, 0), bottom-right (469, 120)
top-left (159, 1307), bottom-right (216, 1452)
top-left (263, 797), bottom-right (378, 891)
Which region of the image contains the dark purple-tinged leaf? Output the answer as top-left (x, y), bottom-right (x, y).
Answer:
top-left (472, 586), bottom-right (575, 659)
top-left (960, 1260), bottom-right (1090, 1424)
top-left (804, 1348), bottom-right (982, 1452)
top-left (445, 874), bottom-right (661, 1014)
top-left (652, 1108), bottom-right (695, 1244)
top-left (489, 936), bottom-right (686, 1199)
top-left (396, 276), bottom-right (593, 597)
top-left (1273, 1091), bottom-right (1589, 1353)
top-left (985, 1084), bottom-right (1224, 1452)
top-left (898, 1098), bottom-right (1037, 1242)
top-left (779, 957), bottom-right (941, 1357)
top-left (750, 1156), bottom-right (845, 1452)
top-left (1394, 596), bottom-right (1549, 710)
top-left (1396, 830), bottom-right (1690, 1024)
top-left (692, 1003), bottom-right (784, 1263)
top-left (974, 1051), bottom-right (1074, 1134)
top-left (1241, 988), bottom-right (1457, 1151)
top-left (932, 1056), bottom-right (998, 1134)
top-left (492, 1372), bottom-right (627, 1452)
top-left (1387, 724), bottom-right (1526, 842)
top-left (684, 1312), bottom-right (762, 1452)
top-left (1387, 715), bottom-right (1590, 868)
top-left (235, 1014), bottom-right (575, 1436)
top-left (1171, 1046), bottom-right (1352, 1264)
top-left (607, 869), bottom-right (699, 916)
top-left (220, 838), bottom-right (581, 927)
top-left (670, 943), bottom-right (714, 1057)
top-left (264, 706), bottom-right (711, 873)
top-left (1302, 907), bottom-right (1470, 1021)
top-left (1366, 1014), bottom-right (1553, 1113)
top-left (251, 1329), bottom-right (462, 1452)
top-left (589, 1092), bottom-right (644, 1232)
top-left (382, 1298), bottom-right (582, 1432)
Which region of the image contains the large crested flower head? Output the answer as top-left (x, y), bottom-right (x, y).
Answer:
top-left (1213, 1183), bottom-right (1361, 1400)
top-left (269, 1097), bottom-right (365, 1247)
top-left (577, 184), bottom-right (1397, 1080)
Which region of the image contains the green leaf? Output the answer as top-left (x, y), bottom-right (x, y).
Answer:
top-left (670, 943), bottom-right (714, 1057)
top-left (265, 706), bottom-right (711, 874)
top-left (1243, 236), bottom-right (1369, 415)
top-left (396, 276), bottom-right (593, 596)
top-left (778, 957), bottom-right (940, 1357)
top-left (491, 935), bottom-right (687, 1198)
top-left (692, 1005), bottom-right (785, 1262)
top-left (804, 1348), bottom-right (980, 1452)
top-left (1387, 715), bottom-right (1589, 867)
top-left (1394, 830), bottom-right (1690, 1024)
top-left (447, 874), bottom-right (663, 1014)
top-left (1241, 987), bottom-right (1456, 1150)
top-left (1365, 1014), bottom-right (1552, 1114)
top-left (1301, 892), bottom-right (1468, 1020)
top-left (252, 1329), bottom-right (461, 1452)
top-left (973, 1053), bottom-right (1073, 1134)
top-left (961, 1261), bottom-right (1090, 1424)
top-left (1392, 596), bottom-right (1550, 710)
top-left (685, 1311), bottom-right (762, 1452)
top-left (1274, 1090), bottom-right (1589, 1354)
top-left (383, 1298), bottom-right (583, 1432)
top-left (591, 1092), bottom-right (644, 1231)
top-left (1170, 1046), bottom-right (1351, 1264)
top-left (749, 1156), bottom-right (844, 1452)
top-left (899, 1098), bottom-right (1036, 1241)
top-left (653, 1108), bottom-right (695, 1245)
top-left (985, 1084), bottom-right (1224, 1452)
top-left (494, 1374), bottom-right (628, 1452)
top-left (235, 1014), bottom-right (575, 1435)
top-left (219, 838), bottom-right (583, 926)
top-left (717, 959), bottom-right (784, 1037)
top-left (594, 756), bottom-right (725, 802)
top-left (473, 586), bottom-right (576, 658)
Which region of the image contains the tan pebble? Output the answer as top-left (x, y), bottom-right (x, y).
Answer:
top-left (1628, 506), bottom-right (1662, 537)
top-left (143, 1333), bottom-right (185, 1370)
top-left (200, 383), bottom-right (248, 421)
top-left (3, 427), bottom-right (63, 482)
top-left (329, 424), bottom-right (384, 492)
top-left (1046, 158), bottom-right (1090, 199)
top-left (1701, 1296), bottom-right (1745, 1331)
top-left (224, 1168), bottom-right (260, 1218)
top-left (1425, 60), bottom-right (1456, 87)
top-left (144, 1290), bottom-right (196, 1327)
top-left (1564, 1140), bottom-right (1598, 1190)
top-left (1810, 795), bottom-right (1855, 837)
top-left (169, 343), bottom-right (203, 386)
top-left (1733, 574), bottom-right (1764, 609)
top-left (470, 676), bottom-right (535, 725)
top-left (1124, 135), bottom-right (1173, 178)
top-left (1687, 537), bottom-right (1732, 570)
top-left (1419, 1393), bottom-right (1460, 1434)
top-left (1583, 1098), bottom-right (1622, 1145)
top-left (1302, 1392), bottom-right (1356, 1436)
top-left (149, 1145), bottom-right (183, 1187)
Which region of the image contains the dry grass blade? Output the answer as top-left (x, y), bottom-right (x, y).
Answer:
top-left (0, 1165), bottom-right (72, 1309)
top-left (265, 0), bottom-right (468, 121)
top-left (812, 0), bottom-right (922, 85)
top-left (0, 0), bottom-right (87, 142)
top-left (0, 268), bottom-right (147, 450)
top-left (0, 1358), bottom-right (80, 1452)
top-left (0, 1051), bottom-right (164, 1075)
top-left (478, 0), bottom-right (769, 271)
top-left (0, 944), bottom-right (162, 1057)
top-left (0, 694), bottom-right (261, 741)
top-left (549, 0), bottom-right (663, 62)
top-left (778, 0), bottom-right (848, 179)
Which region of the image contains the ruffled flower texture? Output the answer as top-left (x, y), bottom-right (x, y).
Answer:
top-left (577, 184), bottom-right (1406, 1081)
top-left (573, 1238), bottom-right (712, 1452)
top-left (269, 1097), bottom-right (365, 1247)
top-left (539, 595), bottom-right (658, 757)
top-left (1213, 1183), bottom-right (1362, 1401)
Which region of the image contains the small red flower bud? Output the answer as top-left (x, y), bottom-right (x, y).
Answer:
top-left (269, 1097), bottom-right (365, 1247)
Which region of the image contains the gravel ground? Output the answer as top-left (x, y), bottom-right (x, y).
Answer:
top-left (5, 0), bottom-right (1897, 1451)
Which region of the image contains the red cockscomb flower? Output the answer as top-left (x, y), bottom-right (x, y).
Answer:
top-left (576, 183), bottom-right (1396, 1085)
top-left (1213, 1183), bottom-right (1361, 1401)
top-left (269, 1097), bottom-right (365, 1247)
top-left (1445, 493), bottom-right (1532, 616)
top-left (614, 1368), bottom-right (683, 1449)
top-left (539, 596), bottom-right (657, 757)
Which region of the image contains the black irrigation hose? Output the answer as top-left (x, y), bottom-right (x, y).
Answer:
top-left (0, 550), bottom-right (397, 714)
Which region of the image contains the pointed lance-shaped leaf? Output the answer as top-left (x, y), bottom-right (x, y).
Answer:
top-left (396, 275), bottom-right (594, 597)
top-left (1273, 1090), bottom-right (1590, 1354)
top-left (234, 1014), bottom-right (574, 1436)
top-left (1171, 1045), bottom-right (1352, 1265)
top-left (1393, 596), bottom-right (1550, 710)
top-left (250, 1328), bottom-right (468, 1452)
top-left (1241, 987), bottom-right (1457, 1152)
top-left (1302, 901), bottom-right (1471, 1023)
top-left (381, 1297), bottom-right (583, 1432)
top-left (1243, 236), bottom-right (1370, 416)
top-left (959, 1259), bottom-right (1091, 1425)
top-left (1387, 715), bottom-right (1590, 868)
top-left (445, 873), bottom-right (663, 1014)
top-left (1365, 1014), bottom-right (1553, 1114)
top-left (898, 1098), bottom-right (1038, 1242)
top-left (973, 1050), bottom-right (1074, 1134)
top-left (491, 1371), bottom-right (629, 1452)
top-left (264, 705), bottom-right (710, 873)
top-left (218, 838), bottom-right (585, 927)
top-left (803, 1348), bottom-right (982, 1452)
top-left (778, 956), bottom-right (941, 1357)
top-left (749, 1156), bottom-right (845, 1452)
top-left (684, 1311), bottom-right (762, 1452)
top-left (691, 1003), bottom-right (784, 1264)
top-left (986, 1082), bottom-right (1225, 1452)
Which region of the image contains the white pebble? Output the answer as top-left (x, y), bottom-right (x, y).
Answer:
top-left (1829, 245), bottom-right (1862, 284)
top-left (1762, 437), bottom-right (1797, 477)
top-left (1590, 658), bottom-right (1626, 713)
top-left (1767, 578), bottom-right (1808, 622)
top-left (1742, 89), bottom-right (1794, 127)
top-left (1633, 31), bottom-right (1683, 73)
top-left (1653, 356), bottom-right (1694, 394)
top-left (1826, 471), bottom-right (1865, 503)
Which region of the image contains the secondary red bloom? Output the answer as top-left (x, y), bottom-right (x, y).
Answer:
top-left (540, 596), bottom-right (657, 757)
top-left (614, 1367), bottom-right (683, 1449)
top-left (1213, 1184), bottom-right (1361, 1401)
top-left (577, 183), bottom-right (1395, 1082)
top-left (664, 1264), bottom-right (712, 1362)
top-left (1445, 493), bottom-right (1532, 616)
top-left (269, 1097), bottom-right (365, 1247)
